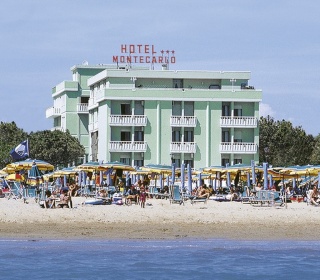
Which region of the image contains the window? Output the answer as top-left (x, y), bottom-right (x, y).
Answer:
top-left (184, 159), bottom-right (194, 169)
top-left (184, 101), bottom-right (194, 116)
top-left (134, 130), bottom-right (144, 141)
top-left (134, 160), bottom-right (144, 167)
top-left (222, 104), bottom-right (230, 116)
top-left (172, 129), bottom-right (181, 142)
top-left (120, 158), bottom-right (130, 165)
top-left (121, 103), bottom-right (131, 115)
top-left (234, 105), bottom-right (242, 117)
top-left (234, 159), bottom-right (242, 164)
top-left (121, 131), bottom-right (131, 141)
top-left (173, 79), bottom-right (183, 88)
top-left (80, 97), bottom-right (89, 104)
top-left (172, 159), bottom-right (181, 167)
top-left (222, 130), bottom-right (230, 142)
top-left (184, 130), bottom-right (194, 142)
top-left (222, 158), bottom-right (230, 167)
top-left (134, 100), bottom-right (144, 115)
top-left (234, 130), bottom-right (242, 143)
top-left (172, 101), bottom-right (182, 116)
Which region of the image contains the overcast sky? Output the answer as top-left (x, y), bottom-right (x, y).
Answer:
top-left (1, 0), bottom-right (319, 136)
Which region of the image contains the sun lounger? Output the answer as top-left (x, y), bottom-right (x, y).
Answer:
top-left (190, 196), bottom-right (208, 205)
top-left (169, 185), bottom-right (184, 205)
top-left (250, 190), bottom-right (284, 207)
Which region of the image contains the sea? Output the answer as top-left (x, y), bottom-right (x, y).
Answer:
top-left (0, 238), bottom-right (318, 280)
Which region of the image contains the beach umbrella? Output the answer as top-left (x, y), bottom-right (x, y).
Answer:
top-left (27, 161), bottom-right (43, 186)
top-left (8, 158), bottom-right (54, 172)
top-left (5, 173), bottom-right (25, 182)
top-left (251, 160), bottom-right (256, 187)
top-left (100, 161), bottom-right (135, 171)
top-left (181, 163), bottom-right (185, 191)
top-left (0, 169), bottom-right (8, 177)
top-left (76, 161), bottom-right (108, 172)
top-left (263, 162), bottom-right (268, 190)
top-left (187, 164), bottom-right (192, 194)
top-left (172, 163), bottom-right (176, 184)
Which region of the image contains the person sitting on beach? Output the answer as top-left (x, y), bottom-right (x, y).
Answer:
top-left (195, 185), bottom-right (210, 199)
top-left (44, 190), bottom-right (56, 209)
top-left (309, 186), bottom-right (319, 206)
top-left (255, 182), bottom-right (263, 191)
top-left (57, 189), bottom-right (71, 208)
top-left (229, 187), bottom-right (239, 201)
top-left (98, 189), bottom-right (107, 198)
top-left (125, 185), bottom-right (139, 204)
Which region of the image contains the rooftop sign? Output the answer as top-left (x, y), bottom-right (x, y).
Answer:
top-left (112, 44), bottom-right (176, 65)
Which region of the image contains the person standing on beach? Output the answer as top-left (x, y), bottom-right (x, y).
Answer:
top-left (139, 185), bottom-right (147, 208)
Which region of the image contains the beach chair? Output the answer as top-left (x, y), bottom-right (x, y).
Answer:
top-left (170, 185), bottom-right (184, 205)
top-left (147, 186), bottom-right (160, 198)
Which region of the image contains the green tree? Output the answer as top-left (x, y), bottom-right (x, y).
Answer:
top-left (310, 134), bottom-right (320, 165)
top-left (0, 121), bottom-right (28, 168)
top-left (28, 129), bottom-right (85, 168)
top-left (259, 116), bottom-right (314, 166)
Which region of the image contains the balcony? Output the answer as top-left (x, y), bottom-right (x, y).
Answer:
top-left (46, 107), bottom-right (61, 118)
top-left (170, 116), bottom-right (197, 127)
top-left (170, 142), bottom-right (197, 153)
top-left (109, 115), bottom-right (147, 126)
top-left (50, 126), bottom-right (64, 132)
top-left (109, 141), bottom-right (147, 152)
top-left (77, 103), bottom-right (88, 114)
top-left (220, 142), bottom-right (257, 154)
top-left (88, 122), bottom-right (98, 132)
top-left (220, 116), bottom-right (257, 128)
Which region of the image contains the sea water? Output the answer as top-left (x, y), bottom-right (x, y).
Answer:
top-left (0, 239), bottom-right (318, 280)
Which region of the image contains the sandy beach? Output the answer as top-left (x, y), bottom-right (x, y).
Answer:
top-left (1, 196), bottom-right (320, 240)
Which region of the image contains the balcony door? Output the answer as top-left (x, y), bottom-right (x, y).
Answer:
top-left (172, 129), bottom-right (181, 142)
top-left (121, 103), bottom-right (131, 115)
top-left (121, 131), bottom-right (131, 141)
top-left (184, 129), bottom-right (194, 142)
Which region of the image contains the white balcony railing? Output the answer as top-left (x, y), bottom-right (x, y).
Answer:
top-left (170, 142), bottom-right (197, 153)
top-left (77, 103), bottom-right (88, 113)
top-left (219, 142), bottom-right (257, 154)
top-left (46, 106), bottom-right (61, 118)
top-left (109, 141), bottom-right (147, 152)
top-left (170, 116), bottom-right (197, 127)
top-left (220, 116), bottom-right (257, 128)
top-left (88, 122), bottom-right (98, 131)
top-left (50, 126), bottom-right (64, 132)
top-left (109, 115), bottom-right (147, 126)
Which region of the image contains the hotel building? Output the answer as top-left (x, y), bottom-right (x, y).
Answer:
top-left (46, 63), bottom-right (262, 169)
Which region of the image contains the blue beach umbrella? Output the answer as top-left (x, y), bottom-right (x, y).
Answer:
top-left (63, 175), bottom-right (67, 187)
top-left (198, 172), bottom-right (202, 187)
top-left (159, 173), bottom-right (163, 189)
top-left (225, 163), bottom-right (231, 188)
top-left (251, 160), bottom-right (256, 188)
top-left (187, 164), bottom-right (192, 194)
top-left (246, 172), bottom-right (251, 187)
top-left (181, 163), bottom-right (185, 191)
top-left (171, 163), bottom-right (176, 184)
top-left (27, 161), bottom-right (44, 186)
top-left (263, 162), bottom-right (268, 190)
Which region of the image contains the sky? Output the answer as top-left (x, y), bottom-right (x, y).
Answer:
top-left (1, 0), bottom-right (319, 136)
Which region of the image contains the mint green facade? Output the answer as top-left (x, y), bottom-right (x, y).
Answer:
top-left (47, 64), bottom-right (262, 168)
